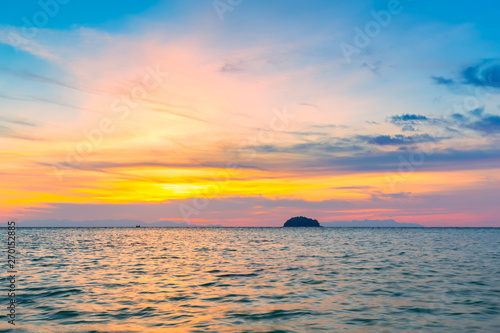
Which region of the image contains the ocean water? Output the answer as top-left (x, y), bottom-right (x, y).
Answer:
top-left (2, 227), bottom-right (500, 332)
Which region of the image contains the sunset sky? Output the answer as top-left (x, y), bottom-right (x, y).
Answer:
top-left (1, 0), bottom-right (500, 226)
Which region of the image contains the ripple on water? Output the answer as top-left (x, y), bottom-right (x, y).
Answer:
top-left (5, 227), bottom-right (499, 332)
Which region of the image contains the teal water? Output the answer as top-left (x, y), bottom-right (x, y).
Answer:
top-left (2, 228), bottom-right (500, 332)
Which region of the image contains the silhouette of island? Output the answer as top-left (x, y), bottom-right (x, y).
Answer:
top-left (283, 216), bottom-right (321, 227)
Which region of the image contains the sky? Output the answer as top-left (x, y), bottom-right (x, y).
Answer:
top-left (1, 0), bottom-right (500, 227)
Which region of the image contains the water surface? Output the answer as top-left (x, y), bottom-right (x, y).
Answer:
top-left (3, 227), bottom-right (500, 332)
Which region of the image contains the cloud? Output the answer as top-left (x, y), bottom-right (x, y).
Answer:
top-left (467, 114), bottom-right (500, 134)
top-left (0, 92), bottom-right (85, 110)
top-left (0, 67), bottom-right (102, 95)
top-left (389, 114), bottom-right (429, 122)
top-left (331, 186), bottom-right (374, 190)
top-left (0, 116), bottom-right (36, 127)
top-left (286, 130), bottom-right (329, 136)
top-left (432, 76), bottom-right (456, 85)
top-left (292, 147), bottom-right (500, 173)
top-left (13, 197), bottom-right (350, 227)
top-left (299, 102), bottom-right (319, 109)
top-left (361, 134), bottom-right (439, 146)
top-left (220, 59), bottom-right (245, 72)
top-left (461, 59), bottom-right (500, 89)
top-left (10, 186), bottom-right (500, 227)
top-left (468, 107), bottom-right (484, 117)
top-left (375, 191), bottom-right (412, 199)
top-left (387, 107), bottom-right (500, 136)
top-left (388, 114), bottom-right (435, 132)
top-left (310, 124), bottom-right (337, 129)
top-left (40, 161), bottom-right (262, 173)
top-left (0, 122), bottom-right (51, 141)
top-left (3, 219), bottom-right (221, 227)
top-left (254, 140), bottom-right (364, 154)
top-left (446, 107), bottom-right (500, 134)
top-left (0, 27), bottom-right (59, 62)
top-left (435, 59), bottom-right (500, 90)
top-left (243, 134), bottom-right (500, 175)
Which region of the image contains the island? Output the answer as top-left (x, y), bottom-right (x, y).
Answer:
top-left (283, 216), bottom-right (321, 227)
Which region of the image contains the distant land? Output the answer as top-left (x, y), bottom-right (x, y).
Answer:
top-left (1, 218), bottom-right (422, 227)
top-left (1, 219), bottom-right (222, 228)
top-left (321, 219), bottom-right (425, 227)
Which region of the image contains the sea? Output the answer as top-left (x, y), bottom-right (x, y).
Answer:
top-left (2, 227), bottom-right (499, 332)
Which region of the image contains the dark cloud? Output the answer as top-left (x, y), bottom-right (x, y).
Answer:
top-left (286, 130), bottom-right (329, 136)
top-left (430, 59), bottom-right (500, 99)
top-left (361, 134), bottom-right (439, 146)
top-left (445, 107), bottom-right (500, 134)
top-left (0, 123), bottom-right (49, 141)
top-left (451, 113), bottom-right (466, 121)
top-left (254, 141), bottom-right (364, 154)
top-left (294, 142), bottom-right (363, 152)
top-left (244, 130), bottom-right (500, 175)
top-left (0, 116), bottom-right (37, 127)
top-left (467, 114), bottom-right (500, 134)
top-left (376, 192), bottom-right (412, 199)
top-left (40, 161), bottom-right (262, 173)
top-left (390, 114), bottom-right (429, 122)
top-left (331, 186), bottom-right (374, 190)
top-left (310, 124), bottom-right (337, 129)
top-left (299, 103), bottom-right (319, 109)
top-left (0, 132), bottom-right (50, 141)
top-left (289, 147), bottom-right (500, 174)
top-left (0, 92), bottom-right (86, 111)
top-left (432, 76), bottom-right (455, 85)
top-left (468, 107), bottom-right (484, 117)
top-left (461, 59), bottom-right (500, 88)
top-left (387, 107), bottom-right (500, 135)
top-left (0, 67), bottom-right (103, 94)
top-left (220, 59), bottom-right (244, 73)
top-left (388, 114), bottom-right (435, 132)
top-left (240, 107), bottom-right (500, 176)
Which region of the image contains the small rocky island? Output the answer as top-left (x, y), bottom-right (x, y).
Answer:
top-left (283, 216), bottom-right (321, 227)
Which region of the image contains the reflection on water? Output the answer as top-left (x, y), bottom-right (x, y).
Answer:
top-left (3, 228), bottom-right (500, 332)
